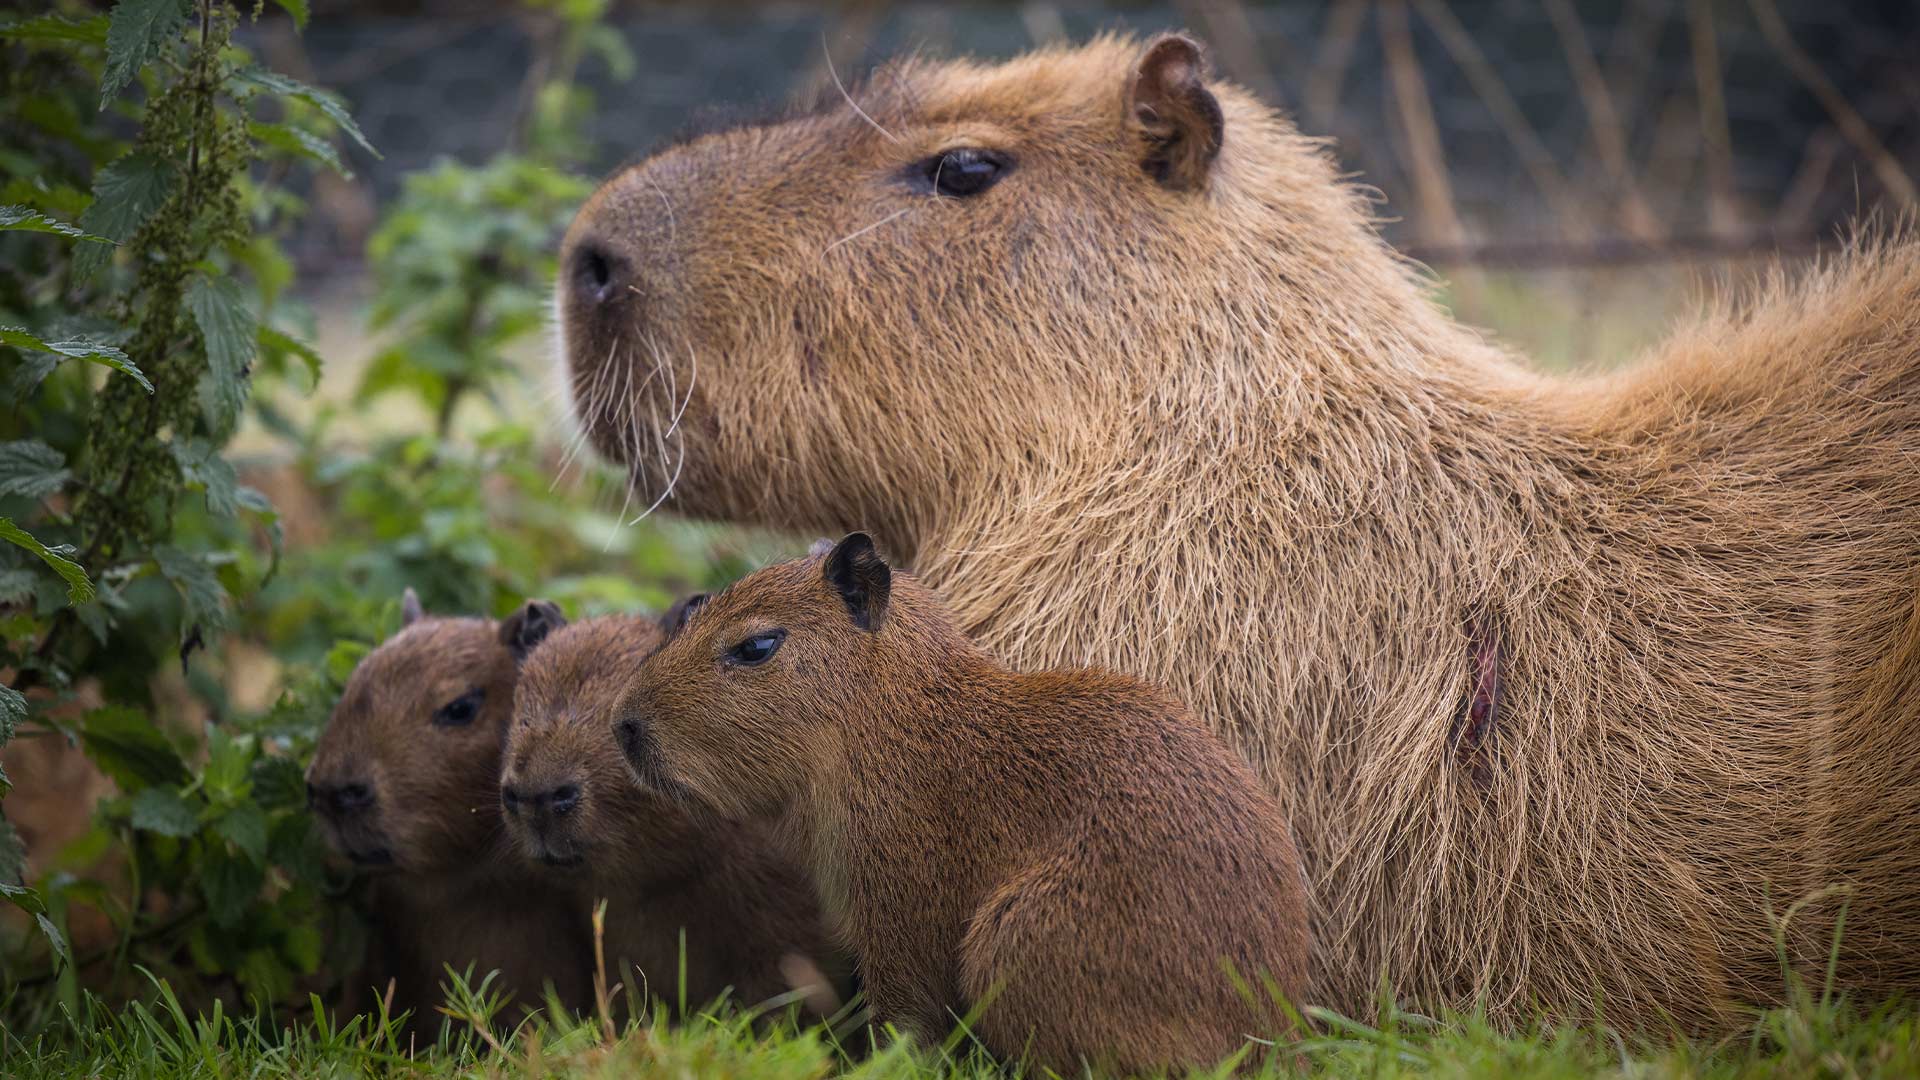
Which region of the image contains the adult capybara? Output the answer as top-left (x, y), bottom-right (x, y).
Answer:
top-left (554, 33), bottom-right (1920, 1028)
top-left (615, 534), bottom-right (1308, 1072)
top-left (307, 591), bottom-right (591, 1028)
top-left (495, 602), bottom-right (843, 1017)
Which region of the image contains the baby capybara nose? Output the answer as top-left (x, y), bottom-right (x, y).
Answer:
top-left (569, 240), bottom-right (628, 306)
top-left (500, 781), bottom-right (581, 818)
top-left (308, 779), bottom-right (375, 819)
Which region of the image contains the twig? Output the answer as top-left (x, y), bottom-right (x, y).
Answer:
top-left (1544, 0), bottom-right (1664, 240)
top-left (1687, 0), bottom-right (1741, 234)
top-left (1409, 0), bottom-right (1591, 240)
top-left (1378, 1), bottom-right (1469, 251)
top-left (1400, 228), bottom-right (1838, 269)
top-left (1747, 0), bottom-right (1917, 205)
top-left (1303, 0), bottom-right (1367, 130)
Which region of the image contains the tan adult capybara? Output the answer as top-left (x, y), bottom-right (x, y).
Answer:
top-left (495, 601), bottom-right (843, 1017)
top-left (615, 533), bottom-right (1307, 1072)
top-left (308, 590), bottom-right (591, 1028)
top-left (554, 33), bottom-right (1920, 1029)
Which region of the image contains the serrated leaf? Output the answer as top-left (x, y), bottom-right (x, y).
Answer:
top-left (249, 754), bottom-right (306, 812)
top-left (80, 705), bottom-right (189, 790)
top-left (129, 786), bottom-right (200, 838)
top-left (258, 324), bottom-right (322, 386)
top-left (215, 803), bottom-right (269, 864)
top-left (101, 0), bottom-right (189, 108)
top-left (75, 152), bottom-right (177, 275)
top-left (0, 204), bottom-right (112, 243)
top-left (153, 545), bottom-right (230, 644)
top-left (229, 66), bottom-right (378, 158)
top-left (202, 849), bottom-right (263, 928)
top-left (0, 819), bottom-right (26, 882)
top-left (186, 277), bottom-right (256, 434)
top-left (0, 517), bottom-right (94, 604)
top-left (0, 13), bottom-right (110, 45)
top-left (0, 326), bottom-right (152, 393)
top-left (36, 913), bottom-right (71, 965)
top-left (0, 881), bottom-right (43, 914)
top-left (0, 439), bottom-right (71, 501)
top-left (270, 0), bottom-right (309, 31)
top-left (246, 120), bottom-right (347, 178)
top-left (0, 567), bottom-right (42, 603)
top-left (1, 683), bottom-right (25, 744)
top-left (171, 438), bottom-right (238, 518)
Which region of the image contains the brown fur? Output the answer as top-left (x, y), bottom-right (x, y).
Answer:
top-left (616, 535), bottom-right (1308, 1073)
top-left (308, 605), bottom-right (590, 1026)
top-left (556, 33), bottom-right (1920, 1030)
top-left (497, 606), bottom-right (842, 1015)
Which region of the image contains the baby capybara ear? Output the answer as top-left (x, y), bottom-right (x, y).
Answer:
top-left (1126, 33), bottom-right (1224, 192)
top-left (500, 599), bottom-right (567, 662)
top-left (401, 586), bottom-right (425, 627)
top-left (659, 592), bottom-right (710, 638)
top-left (822, 533), bottom-right (892, 632)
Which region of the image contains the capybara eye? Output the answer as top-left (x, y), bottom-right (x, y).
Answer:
top-left (433, 687), bottom-right (485, 727)
top-left (922, 149), bottom-right (1011, 198)
top-left (726, 630), bottom-right (788, 667)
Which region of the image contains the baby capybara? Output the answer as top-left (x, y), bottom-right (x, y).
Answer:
top-left (307, 590), bottom-right (590, 1028)
top-left (613, 535), bottom-right (1310, 1073)
top-left (496, 602), bottom-right (842, 1017)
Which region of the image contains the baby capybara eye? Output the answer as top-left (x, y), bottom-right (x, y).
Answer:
top-left (725, 630), bottom-right (787, 667)
top-left (432, 687), bottom-right (485, 727)
top-left (916, 148), bottom-right (1012, 198)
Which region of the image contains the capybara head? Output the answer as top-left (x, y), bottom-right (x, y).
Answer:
top-left (307, 590), bottom-right (518, 873)
top-left (616, 534), bottom-right (957, 820)
top-left (556, 34), bottom-right (1343, 537)
top-left (498, 606), bottom-right (669, 868)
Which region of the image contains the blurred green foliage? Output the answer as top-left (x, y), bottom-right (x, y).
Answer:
top-left (1, 0), bottom-right (760, 1033)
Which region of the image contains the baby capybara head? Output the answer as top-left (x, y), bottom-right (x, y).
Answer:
top-left (616, 534), bottom-right (953, 821)
top-left (556, 34), bottom-right (1328, 534)
top-left (307, 590), bottom-right (518, 873)
top-left (498, 606), bottom-right (667, 868)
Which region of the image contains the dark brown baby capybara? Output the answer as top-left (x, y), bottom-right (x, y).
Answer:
top-left (613, 535), bottom-right (1309, 1074)
top-left (307, 590), bottom-right (590, 1029)
top-left (496, 603), bottom-right (842, 1017)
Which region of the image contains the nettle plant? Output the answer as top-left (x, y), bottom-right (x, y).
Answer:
top-left (1, 0), bottom-right (370, 1015)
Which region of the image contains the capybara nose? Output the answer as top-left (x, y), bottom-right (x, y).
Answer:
top-left (309, 780), bottom-right (375, 819)
top-left (570, 240), bottom-right (628, 305)
top-left (501, 782), bottom-right (581, 817)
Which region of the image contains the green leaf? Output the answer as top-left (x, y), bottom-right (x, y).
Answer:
top-left (154, 545), bottom-right (230, 643)
top-left (36, 913), bottom-right (72, 965)
top-left (171, 439), bottom-right (238, 518)
top-left (186, 276), bottom-right (256, 433)
top-left (101, 0), bottom-right (189, 108)
top-left (0, 204), bottom-right (112, 243)
top-left (270, 0), bottom-right (310, 31)
top-left (215, 804), bottom-right (269, 864)
top-left (202, 727), bottom-right (252, 803)
top-left (129, 786), bottom-right (201, 838)
top-left (75, 152), bottom-right (177, 275)
top-left (202, 848), bottom-right (263, 928)
top-left (1, 683), bottom-right (24, 744)
top-left (236, 485), bottom-right (284, 584)
top-left (0, 517), bottom-right (94, 604)
top-left (0, 326), bottom-right (152, 393)
top-left (246, 120), bottom-right (347, 177)
top-left (249, 754), bottom-right (306, 812)
top-left (0, 819), bottom-right (26, 882)
top-left (80, 706), bottom-right (190, 790)
top-left (0, 439), bottom-right (71, 501)
top-left (229, 66), bottom-right (378, 158)
top-left (258, 324), bottom-right (322, 386)
top-left (0, 881), bottom-right (44, 915)
top-left (0, 13), bottom-right (110, 45)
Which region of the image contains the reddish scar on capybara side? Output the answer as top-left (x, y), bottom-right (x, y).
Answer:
top-left (556, 32), bottom-right (1920, 1029)
top-left (307, 591), bottom-right (590, 1028)
top-left (614, 534), bottom-right (1309, 1074)
top-left (495, 603), bottom-right (844, 1016)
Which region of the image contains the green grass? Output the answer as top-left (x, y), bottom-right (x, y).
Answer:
top-left (4, 969), bottom-right (1916, 1079)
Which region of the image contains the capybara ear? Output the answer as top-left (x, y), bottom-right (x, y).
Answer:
top-left (1126, 33), bottom-right (1224, 192)
top-left (822, 533), bottom-right (892, 632)
top-left (500, 599), bottom-right (568, 662)
top-left (659, 592), bottom-right (710, 638)
top-left (401, 586), bottom-right (425, 627)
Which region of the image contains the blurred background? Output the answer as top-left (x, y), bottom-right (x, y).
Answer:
top-left (3, 0), bottom-right (1918, 1022)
